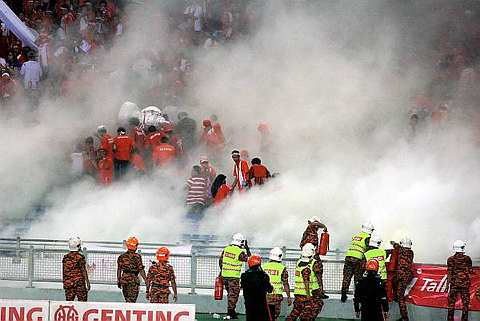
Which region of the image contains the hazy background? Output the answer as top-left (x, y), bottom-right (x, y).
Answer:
top-left (1, 0), bottom-right (479, 262)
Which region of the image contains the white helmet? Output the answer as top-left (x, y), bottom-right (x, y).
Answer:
top-left (400, 237), bottom-right (412, 249)
top-left (362, 221), bottom-right (375, 234)
top-left (369, 234), bottom-right (382, 247)
top-left (68, 236), bottom-right (82, 251)
top-left (300, 243), bottom-right (315, 262)
top-left (453, 240), bottom-right (466, 253)
top-left (231, 233), bottom-right (245, 246)
top-left (308, 216), bottom-right (320, 224)
top-left (269, 247), bottom-right (283, 261)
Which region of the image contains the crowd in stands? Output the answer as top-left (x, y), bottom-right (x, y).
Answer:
top-left (1, 0), bottom-right (480, 218)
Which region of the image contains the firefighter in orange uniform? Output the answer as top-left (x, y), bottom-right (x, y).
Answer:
top-left (146, 247), bottom-right (178, 304)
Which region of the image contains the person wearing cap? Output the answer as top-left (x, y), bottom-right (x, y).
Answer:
top-left (200, 119), bottom-right (225, 157)
top-left (299, 216), bottom-right (327, 249)
top-left (63, 237), bottom-right (90, 301)
top-left (97, 125), bottom-right (113, 158)
top-left (447, 240), bottom-right (473, 321)
top-left (146, 247), bottom-right (177, 303)
top-left (392, 238), bottom-right (414, 321)
top-left (117, 237), bottom-right (149, 303)
top-left (241, 255), bottom-right (273, 321)
top-left (0, 72), bottom-right (18, 101)
top-left (231, 150), bottom-right (251, 192)
top-left (113, 127), bottom-right (134, 178)
top-left (200, 156), bottom-right (216, 191)
top-left (354, 259), bottom-right (388, 321)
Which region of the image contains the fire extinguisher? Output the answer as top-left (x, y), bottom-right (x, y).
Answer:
top-left (318, 231), bottom-right (329, 256)
top-left (214, 275), bottom-right (224, 300)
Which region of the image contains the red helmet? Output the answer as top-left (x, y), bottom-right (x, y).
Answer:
top-left (125, 237), bottom-right (139, 250)
top-left (248, 255), bottom-right (262, 268)
top-left (203, 119), bottom-right (212, 127)
top-left (366, 259), bottom-right (379, 272)
top-left (156, 247), bottom-right (170, 262)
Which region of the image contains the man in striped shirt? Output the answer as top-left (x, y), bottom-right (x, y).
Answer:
top-left (186, 165), bottom-right (208, 221)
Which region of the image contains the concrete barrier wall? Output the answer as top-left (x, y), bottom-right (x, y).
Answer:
top-left (1, 284), bottom-right (480, 321)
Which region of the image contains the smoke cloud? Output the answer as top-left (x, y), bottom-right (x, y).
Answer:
top-left (1, 1), bottom-right (479, 262)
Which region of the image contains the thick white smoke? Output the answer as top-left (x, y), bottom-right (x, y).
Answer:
top-left (1, 1), bottom-right (479, 262)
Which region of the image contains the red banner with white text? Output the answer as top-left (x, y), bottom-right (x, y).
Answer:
top-left (405, 264), bottom-right (480, 310)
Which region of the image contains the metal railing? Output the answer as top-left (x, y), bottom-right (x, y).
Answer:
top-left (0, 238), bottom-right (350, 294)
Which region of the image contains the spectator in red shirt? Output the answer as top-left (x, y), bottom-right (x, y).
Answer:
top-left (113, 127), bottom-right (134, 178)
top-left (144, 125), bottom-right (165, 155)
top-left (152, 136), bottom-right (177, 167)
top-left (211, 174), bottom-right (231, 206)
top-left (232, 150), bottom-right (251, 192)
top-left (248, 157), bottom-right (271, 186)
top-left (96, 148), bottom-right (113, 185)
top-left (0, 72), bottom-right (18, 102)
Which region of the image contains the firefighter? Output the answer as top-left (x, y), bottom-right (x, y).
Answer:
top-left (146, 247), bottom-right (178, 304)
top-left (364, 234), bottom-right (388, 283)
top-left (262, 247), bottom-right (292, 320)
top-left (117, 237), bottom-right (149, 303)
top-left (97, 125), bottom-right (113, 158)
top-left (62, 237), bottom-right (90, 301)
top-left (300, 216), bottom-right (327, 250)
top-left (219, 233), bottom-right (251, 320)
top-left (286, 243), bottom-right (318, 321)
top-left (341, 222), bottom-right (374, 302)
top-left (241, 255), bottom-right (273, 321)
top-left (447, 240), bottom-right (473, 321)
top-left (354, 259), bottom-right (389, 321)
top-left (393, 237), bottom-right (414, 321)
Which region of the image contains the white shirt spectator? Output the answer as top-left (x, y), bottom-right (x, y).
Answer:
top-left (20, 60), bottom-right (43, 90)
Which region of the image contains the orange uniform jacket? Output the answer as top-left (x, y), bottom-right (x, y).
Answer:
top-left (99, 134), bottom-right (114, 158)
top-left (97, 157), bottom-right (113, 185)
top-left (152, 143), bottom-right (177, 166)
top-left (113, 135), bottom-right (134, 161)
top-left (144, 132), bottom-right (165, 151)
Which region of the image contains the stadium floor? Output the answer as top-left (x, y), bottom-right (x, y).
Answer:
top-left (196, 315), bottom-right (354, 321)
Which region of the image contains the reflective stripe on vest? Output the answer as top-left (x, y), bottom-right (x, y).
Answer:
top-left (262, 261), bottom-right (285, 295)
top-left (221, 245), bottom-right (245, 278)
top-left (364, 248), bottom-right (387, 280)
top-left (294, 259), bottom-right (320, 296)
top-left (345, 232), bottom-right (370, 259)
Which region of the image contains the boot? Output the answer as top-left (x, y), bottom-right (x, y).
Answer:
top-left (340, 291), bottom-right (348, 303)
top-left (224, 309), bottom-right (238, 320)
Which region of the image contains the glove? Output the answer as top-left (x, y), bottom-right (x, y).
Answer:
top-left (173, 294), bottom-right (178, 302)
top-left (117, 281), bottom-right (122, 289)
top-left (383, 312), bottom-right (389, 320)
top-left (287, 297), bottom-right (292, 306)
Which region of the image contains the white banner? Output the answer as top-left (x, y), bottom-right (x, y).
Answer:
top-left (49, 301), bottom-right (195, 321)
top-left (0, 299), bottom-right (49, 321)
